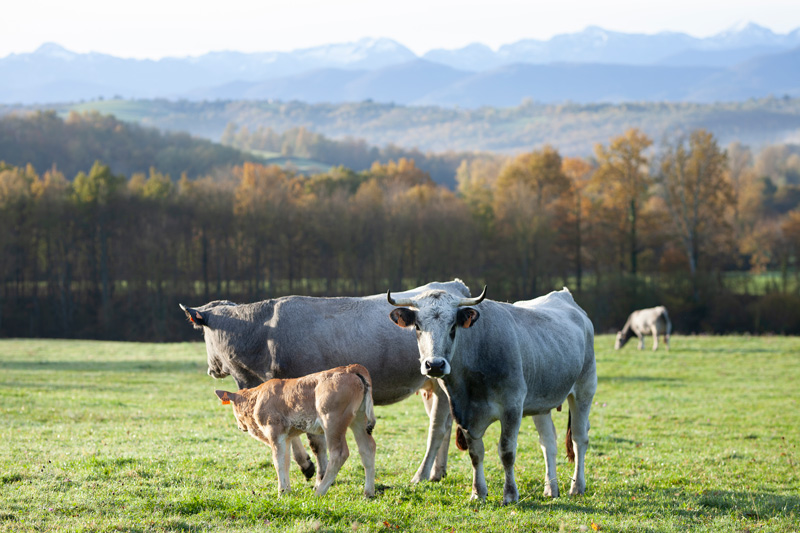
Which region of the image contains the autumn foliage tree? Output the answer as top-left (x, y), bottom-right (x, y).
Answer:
top-left (592, 129), bottom-right (653, 276)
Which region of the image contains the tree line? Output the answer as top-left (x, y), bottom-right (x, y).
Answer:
top-left (3, 127), bottom-right (800, 341)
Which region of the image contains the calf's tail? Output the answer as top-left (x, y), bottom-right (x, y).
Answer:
top-left (355, 371), bottom-right (376, 435)
top-left (565, 409), bottom-right (575, 463)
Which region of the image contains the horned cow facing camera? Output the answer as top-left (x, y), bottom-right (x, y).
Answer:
top-left (215, 364), bottom-right (377, 497)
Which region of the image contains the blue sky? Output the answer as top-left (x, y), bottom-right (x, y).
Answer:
top-left (4, 0), bottom-right (799, 59)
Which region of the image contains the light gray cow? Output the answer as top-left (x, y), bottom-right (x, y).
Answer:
top-left (615, 306), bottom-right (672, 351)
top-left (388, 286), bottom-right (597, 505)
top-left (180, 279), bottom-right (469, 484)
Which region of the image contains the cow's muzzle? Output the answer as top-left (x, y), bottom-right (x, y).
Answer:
top-left (423, 358), bottom-right (449, 378)
top-left (208, 368), bottom-right (229, 379)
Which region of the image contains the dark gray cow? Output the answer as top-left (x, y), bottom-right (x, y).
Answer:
top-left (615, 306), bottom-right (672, 351)
top-left (181, 279), bottom-right (469, 483)
top-left (388, 286), bottom-right (596, 504)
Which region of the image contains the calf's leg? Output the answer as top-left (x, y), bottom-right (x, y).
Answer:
top-left (350, 415), bottom-right (377, 497)
top-left (270, 435), bottom-right (291, 493)
top-left (533, 412), bottom-right (559, 498)
top-left (315, 418), bottom-right (351, 496)
top-left (307, 433), bottom-right (328, 485)
top-left (291, 436), bottom-right (316, 480)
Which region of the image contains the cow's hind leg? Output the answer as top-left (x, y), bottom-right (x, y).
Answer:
top-left (315, 418), bottom-right (351, 497)
top-left (412, 382), bottom-right (452, 483)
top-left (291, 436), bottom-right (316, 480)
top-left (350, 415), bottom-right (377, 497)
top-left (566, 392), bottom-right (593, 496)
top-left (532, 413), bottom-right (559, 498)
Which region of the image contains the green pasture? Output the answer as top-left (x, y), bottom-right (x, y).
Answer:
top-left (0, 336), bottom-right (797, 532)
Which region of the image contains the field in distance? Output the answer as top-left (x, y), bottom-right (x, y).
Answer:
top-left (0, 336), bottom-right (797, 532)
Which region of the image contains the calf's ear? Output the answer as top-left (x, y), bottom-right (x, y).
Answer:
top-left (179, 304), bottom-right (207, 327)
top-left (215, 390), bottom-right (237, 405)
top-left (390, 308), bottom-right (416, 328)
top-left (457, 308), bottom-right (480, 328)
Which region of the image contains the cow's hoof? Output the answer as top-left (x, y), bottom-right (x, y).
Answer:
top-left (543, 484), bottom-right (559, 498)
top-left (301, 461), bottom-right (316, 480)
top-left (429, 470), bottom-right (447, 482)
top-left (568, 484), bottom-right (586, 496)
top-left (502, 487), bottom-right (519, 505)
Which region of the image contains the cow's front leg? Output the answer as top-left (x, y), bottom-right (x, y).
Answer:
top-left (412, 381), bottom-right (452, 483)
top-left (498, 410), bottom-right (521, 505)
top-left (637, 333), bottom-right (645, 350)
top-left (465, 433), bottom-right (487, 501)
top-left (532, 413), bottom-right (559, 498)
top-left (291, 436), bottom-right (316, 480)
top-left (651, 325), bottom-right (659, 351)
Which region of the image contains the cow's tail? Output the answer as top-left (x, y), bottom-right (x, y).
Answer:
top-left (355, 371), bottom-right (376, 435)
top-left (565, 409), bottom-right (575, 463)
top-left (455, 426), bottom-right (468, 451)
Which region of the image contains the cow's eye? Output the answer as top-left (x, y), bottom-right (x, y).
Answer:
top-left (414, 323), bottom-right (420, 331)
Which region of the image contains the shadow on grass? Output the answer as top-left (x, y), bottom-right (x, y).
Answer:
top-left (598, 376), bottom-right (681, 383)
top-left (606, 487), bottom-right (800, 521)
top-left (0, 359), bottom-right (202, 374)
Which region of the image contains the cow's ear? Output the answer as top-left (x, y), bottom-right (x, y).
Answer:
top-left (180, 304), bottom-right (207, 327)
top-left (390, 308), bottom-right (416, 328)
top-left (215, 390), bottom-right (239, 405)
top-left (457, 308), bottom-right (480, 328)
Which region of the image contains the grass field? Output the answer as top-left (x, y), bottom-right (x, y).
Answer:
top-left (0, 336), bottom-right (798, 532)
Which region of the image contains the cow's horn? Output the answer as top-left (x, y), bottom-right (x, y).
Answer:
top-left (387, 290), bottom-right (415, 307)
top-left (458, 285), bottom-right (487, 307)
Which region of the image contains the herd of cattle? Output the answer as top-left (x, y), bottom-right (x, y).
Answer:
top-left (180, 279), bottom-right (671, 504)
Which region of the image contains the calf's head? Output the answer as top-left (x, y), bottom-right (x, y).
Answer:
top-left (387, 286), bottom-right (486, 378)
top-left (215, 389), bottom-right (251, 433)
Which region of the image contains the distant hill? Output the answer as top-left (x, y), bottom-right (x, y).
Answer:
top-left (1, 23), bottom-right (799, 106)
top-left (11, 96), bottom-right (800, 157)
top-left (0, 110), bottom-right (255, 179)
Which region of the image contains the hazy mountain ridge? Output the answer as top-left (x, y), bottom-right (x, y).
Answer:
top-left (2, 23), bottom-right (799, 106)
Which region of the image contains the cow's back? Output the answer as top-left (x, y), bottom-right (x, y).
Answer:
top-left (495, 289), bottom-right (595, 411)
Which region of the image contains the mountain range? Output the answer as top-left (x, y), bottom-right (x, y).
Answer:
top-left (2, 22), bottom-right (799, 106)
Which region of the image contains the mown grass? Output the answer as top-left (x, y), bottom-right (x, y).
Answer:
top-left (0, 336), bottom-right (797, 532)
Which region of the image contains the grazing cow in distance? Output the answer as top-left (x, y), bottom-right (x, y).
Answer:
top-left (388, 286), bottom-right (596, 505)
top-left (615, 306), bottom-right (672, 351)
top-left (180, 279), bottom-right (470, 485)
top-left (215, 364), bottom-right (377, 497)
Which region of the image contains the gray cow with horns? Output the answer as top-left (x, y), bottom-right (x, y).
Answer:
top-left (387, 286), bottom-right (597, 504)
top-left (180, 279), bottom-right (471, 485)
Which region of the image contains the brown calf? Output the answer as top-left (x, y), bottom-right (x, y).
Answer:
top-left (215, 364), bottom-right (377, 497)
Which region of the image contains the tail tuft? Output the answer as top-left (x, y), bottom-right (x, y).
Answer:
top-left (355, 370), bottom-right (377, 435)
top-left (565, 410), bottom-right (575, 463)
